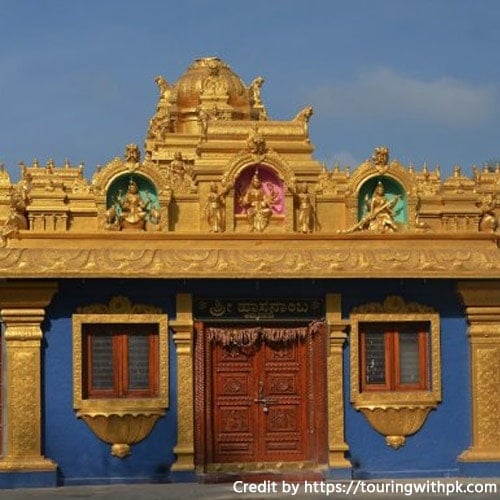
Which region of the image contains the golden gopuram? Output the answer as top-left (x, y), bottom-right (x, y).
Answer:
top-left (0, 56), bottom-right (498, 488)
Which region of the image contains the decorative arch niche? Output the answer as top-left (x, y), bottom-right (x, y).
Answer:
top-left (233, 164), bottom-right (288, 232)
top-left (234, 165), bottom-right (284, 215)
top-left (106, 174), bottom-right (160, 214)
top-left (358, 175), bottom-right (408, 226)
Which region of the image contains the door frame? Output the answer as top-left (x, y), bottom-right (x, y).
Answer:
top-left (193, 320), bottom-right (328, 473)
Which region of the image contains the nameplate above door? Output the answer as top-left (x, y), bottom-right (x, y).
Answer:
top-left (193, 298), bottom-right (324, 322)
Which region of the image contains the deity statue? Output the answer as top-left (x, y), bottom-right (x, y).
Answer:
top-left (197, 107), bottom-right (209, 141)
top-left (477, 193), bottom-right (497, 232)
top-left (106, 179), bottom-right (157, 231)
top-left (0, 184), bottom-right (30, 247)
top-left (154, 75), bottom-right (171, 103)
top-left (168, 152), bottom-right (196, 193)
top-left (205, 181), bottom-right (233, 233)
top-left (364, 181), bottom-right (399, 233)
top-left (248, 76), bottom-right (268, 120)
top-left (239, 170), bottom-right (279, 232)
top-left (292, 181), bottom-right (314, 233)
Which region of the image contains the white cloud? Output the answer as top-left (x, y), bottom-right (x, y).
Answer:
top-left (308, 68), bottom-right (495, 127)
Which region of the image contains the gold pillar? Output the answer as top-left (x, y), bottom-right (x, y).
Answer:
top-left (0, 281), bottom-right (58, 471)
top-left (458, 281), bottom-right (500, 462)
top-left (170, 293), bottom-right (195, 471)
top-left (326, 293), bottom-right (351, 468)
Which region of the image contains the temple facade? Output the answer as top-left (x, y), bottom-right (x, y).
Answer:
top-left (0, 57), bottom-right (498, 487)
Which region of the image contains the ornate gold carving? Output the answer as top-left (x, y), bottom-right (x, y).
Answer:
top-left (0, 184), bottom-right (30, 247)
top-left (352, 295), bottom-right (435, 314)
top-left (326, 294), bottom-right (351, 468)
top-left (167, 152), bottom-right (196, 194)
top-left (477, 193), bottom-right (498, 232)
top-left (359, 406), bottom-right (433, 449)
top-left (73, 297), bottom-right (168, 458)
top-left (343, 181), bottom-right (400, 234)
top-left (457, 282), bottom-right (500, 462)
top-left (170, 294), bottom-right (195, 471)
top-left (350, 297), bottom-right (441, 448)
top-left (0, 282), bottom-right (58, 472)
top-left (204, 180), bottom-right (233, 233)
top-left (248, 76), bottom-right (268, 120)
top-left (80, 413), bottom-right (163, 458)
top-left (372, 146), bottom-right (390, 175)
top-left (292, 106), bottom-right (313, 141)
top-left (290, 181), bottom-right (314, 233)
top-left (0, 237), bottom-right (498, 278)
top-left (238, 169), bottom-right (279, 232)
top-left (246, 126), bottom-right (268, 159)
top-left (77, 295), bottom-right (161, 314)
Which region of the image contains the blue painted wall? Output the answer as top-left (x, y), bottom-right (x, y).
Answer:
top-left (41, 279), bottom-right (471, 484)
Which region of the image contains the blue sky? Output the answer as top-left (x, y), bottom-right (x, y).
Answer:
top-left (1, 0), bottom-right (499, 181)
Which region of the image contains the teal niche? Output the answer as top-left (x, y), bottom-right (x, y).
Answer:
top-left (358, 176), bottom-right (407, 229)
top-left (106, 174), bottom-right (161, 231)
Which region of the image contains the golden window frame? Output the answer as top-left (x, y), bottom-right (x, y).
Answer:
top-left (350, 297), bottom-right (441, 406)
top-left (72, 298), bottom-right (169, 414)
top-left (349, 296), bottom-right (441, 449)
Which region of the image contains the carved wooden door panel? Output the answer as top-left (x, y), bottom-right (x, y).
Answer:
top-left (211, 337), bottom-right (309, 464)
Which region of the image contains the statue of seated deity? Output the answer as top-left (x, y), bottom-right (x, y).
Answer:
top-left (342, 181), bottom-right (400, 234)
top-left (364, 181), bottom-right (399, 233)
top-left (106, 179), bottom-right (157, 231)
top-left (239, 170), bottom-right (279, 232)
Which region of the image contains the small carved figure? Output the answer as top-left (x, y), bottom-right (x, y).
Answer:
top-left (198, 107), bottom-right (209, 141)
top-left (205, 181), bottom-right (233, 233)
top-left (155, 75), bottom-right (171, 102)
top-left (249, 77), bottom-right (264, 106)
top-left (247, 126), bottom-right (267, 156)
top-left (372, 146), bottom-right (389, 174)
top-left (125, 144), bottom-right (140, 164)
top-left (239, 170), bottom-right (279, 232)
top-left (170, 152), bottom-right (188, 181)
top-left (477, 193), bottom-right (497, 232)
top-left (292, 182), bottom-right (314, 233)
top-left (248, 76), bottom-right (268, 120)
top-left (202, 59), bottom-right (228, 96)
top-left (168, 152), bottom-right (196, 193)
top-left (148, 108), bottom-right (172, 140)
top-left (0, 185), bottom-right (30, 247)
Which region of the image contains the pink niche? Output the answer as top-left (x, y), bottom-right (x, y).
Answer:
top-left (234, 165), bottom-right (284, 215)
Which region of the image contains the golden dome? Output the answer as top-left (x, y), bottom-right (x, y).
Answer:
top-left (173, 57), bottom-right (251, 118)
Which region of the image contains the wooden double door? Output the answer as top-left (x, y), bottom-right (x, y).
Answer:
top-left (195, 323), bottom-right (327, 469)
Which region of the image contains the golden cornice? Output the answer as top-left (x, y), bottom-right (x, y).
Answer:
top-left (0, 232), bottom-right (498, 278)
